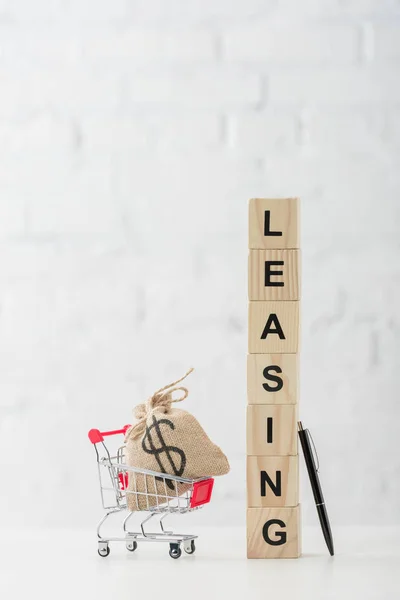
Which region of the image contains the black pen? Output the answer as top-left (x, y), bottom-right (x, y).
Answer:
top-left (298, 421), bottom-right (334, 556)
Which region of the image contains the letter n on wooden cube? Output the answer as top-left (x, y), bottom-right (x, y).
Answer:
top-left (247, 506), bottom-right (301, 558)
top-left (247, 456), bottom-right (299, 507)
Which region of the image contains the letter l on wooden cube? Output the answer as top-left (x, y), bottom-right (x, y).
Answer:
top-left (249, 198), bottom-right (300, 250)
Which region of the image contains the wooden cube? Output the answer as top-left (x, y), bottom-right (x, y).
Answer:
top-left (249, 198), bottom-right (300, 250)
top-left (247, 354), bottom-right (298, 405)
top-left (248, 301), bottom-right (299, 354)
top-left (248, 249), bottom-right (300, 301)
top-left (247, 506), bottom-right (301, 558)
top-left (247, 405), bottom-right (297, 456)
top-left (247, 456), bottom-right (299, 507)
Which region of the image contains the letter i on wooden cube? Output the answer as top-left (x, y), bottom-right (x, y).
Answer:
top-left (247, 405), bottom-right (298, 456)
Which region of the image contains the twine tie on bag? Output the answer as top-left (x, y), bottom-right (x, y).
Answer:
top-left (126, 368), bottom-right (194, 441)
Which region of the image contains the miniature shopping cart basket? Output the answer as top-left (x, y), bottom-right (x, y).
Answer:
top-left (88, 425), bottom-right (214, 559)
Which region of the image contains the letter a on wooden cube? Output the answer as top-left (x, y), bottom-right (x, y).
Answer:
top-left (248, 301), bottom-right (299, 353)
top-left (247, 456), bottom-right (299, 507)
top-left (249, 198), bottom-right (299, 250)
top-left (247, 506), bottom-right (301, 558)
top-left (248, 249), bottom-right (300, 301)
top-left (247, 405), bottom-right (297, 456)
top-left (247, 354), bottom-right (299, 405)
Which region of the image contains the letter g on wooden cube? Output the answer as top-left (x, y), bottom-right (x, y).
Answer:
top-left (247, 506), bottom-right (301, 558)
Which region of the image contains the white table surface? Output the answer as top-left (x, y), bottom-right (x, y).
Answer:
top-left (1, 524), bottom-right (399, 600)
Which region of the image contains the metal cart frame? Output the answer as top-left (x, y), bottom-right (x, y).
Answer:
top-left (88, 425), bottom-right (214, 559)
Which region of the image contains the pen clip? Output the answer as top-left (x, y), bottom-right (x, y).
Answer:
top-left (306, 429), bottom-right (320, 472)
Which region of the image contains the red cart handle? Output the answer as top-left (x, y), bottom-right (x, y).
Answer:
top-left (88, 425), bottom-right (131, 444)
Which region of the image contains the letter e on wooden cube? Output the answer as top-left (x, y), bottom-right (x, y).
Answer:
top-left (248, 249), bottom-right (300, 301)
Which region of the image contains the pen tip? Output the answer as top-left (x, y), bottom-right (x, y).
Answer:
top-left (298, 421), bottom-right (303, 431)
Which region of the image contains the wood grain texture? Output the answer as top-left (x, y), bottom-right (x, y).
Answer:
top-left (247, 456), bottom-right (299, 507)
top-left (247, 353), bottom-right (299, 405)
top-left (247, 506), bottom-right (301, 558)
top-left (248, 249), bottom-right (300, 301)
top-left (248, 198), bottom-right (300, 250)
top-left (248, 301), bottom-right (300, 353)
top-left (247, 404), bottom-right (298, 455)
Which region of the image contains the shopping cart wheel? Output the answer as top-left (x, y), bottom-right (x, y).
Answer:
top-left (184, 540), bottom-right (196, 555)
top-left (126, 541), bottom-right (137, 552)
top-left (98, 542), bottom-right (110, 558)
top-left (169, 543), bottom-right (182, 559)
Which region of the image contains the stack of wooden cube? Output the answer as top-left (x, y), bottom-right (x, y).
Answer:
top-left (247, 198), bottom-right (301, 559)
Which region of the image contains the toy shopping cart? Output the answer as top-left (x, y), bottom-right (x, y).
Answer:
top-left (88, 425), bottom-right (214, 559)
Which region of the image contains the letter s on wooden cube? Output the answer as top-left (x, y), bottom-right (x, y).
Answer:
top-left (247, 354), bottom-right (299, 405)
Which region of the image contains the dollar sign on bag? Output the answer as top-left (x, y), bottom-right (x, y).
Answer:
top-left (142, 415), bottom-right (186, 490)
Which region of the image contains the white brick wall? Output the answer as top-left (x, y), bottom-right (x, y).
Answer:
top-left (269, 68), bottom-right (400, 105)
top-left (126, 71), bottom-right (261, 107)
top-left (0, 0), bottom-right (399, 531)
top-left (223, 24), bottom-right (359, 64)
top-left (374, 25), bottom-right (400, 59)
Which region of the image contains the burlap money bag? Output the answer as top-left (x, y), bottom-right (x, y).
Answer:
top-left (124, 369), bottom-right (230, 511)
